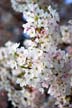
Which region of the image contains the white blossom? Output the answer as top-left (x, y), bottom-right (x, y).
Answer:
top-left (0, 1), bottom-right (72, 108)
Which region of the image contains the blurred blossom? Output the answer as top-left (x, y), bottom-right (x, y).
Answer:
top-left (0, 0), bottom-right (72, 108)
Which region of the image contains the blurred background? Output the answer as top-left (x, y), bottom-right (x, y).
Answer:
top-left (0, 0), bottom-right (72, 108)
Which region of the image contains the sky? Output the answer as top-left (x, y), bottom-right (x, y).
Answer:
top-left (65, 0), bottom-right (72, 4)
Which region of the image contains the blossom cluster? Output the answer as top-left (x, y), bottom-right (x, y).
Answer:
top-left (0, 0), bottom-right (72, 108)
